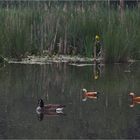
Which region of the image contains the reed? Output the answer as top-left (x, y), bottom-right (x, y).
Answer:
top-left (0, 2), bottom-right (139, 62)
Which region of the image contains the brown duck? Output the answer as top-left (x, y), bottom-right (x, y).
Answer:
top-left (129, 93), bottom-right (140, 107)
top-left (82, 88), bottom-right (99, 101)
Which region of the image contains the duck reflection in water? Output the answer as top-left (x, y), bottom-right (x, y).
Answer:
top-left (129, 93), bottom-right (140, 107)
top-left (82, 88), bottom-right (100, 101)
top-left (36, 99), bottom-right (66, 121)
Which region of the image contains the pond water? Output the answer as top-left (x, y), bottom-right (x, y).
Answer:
top-left (0, 62), bottom-right (140, 139)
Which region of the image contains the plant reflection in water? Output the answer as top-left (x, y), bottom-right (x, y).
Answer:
top-left (93, 61), bottom-right (104, 80)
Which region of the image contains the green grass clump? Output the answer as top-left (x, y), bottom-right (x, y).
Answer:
top-left (0, 2), bottom-right (139, 62)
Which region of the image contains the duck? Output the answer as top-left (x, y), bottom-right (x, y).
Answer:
top-left (82, 88), bottom-right (99, 101)
top-left (36, 99), bottom-right (66, 115)
top-left (129, 92), bottom-right (140, 107)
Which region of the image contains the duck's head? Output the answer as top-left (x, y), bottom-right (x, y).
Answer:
top-left (129, 92), bottom-right (135, 96)
top-left (38, 99), bottom-right (44, 108)
top-left (82, 88), bottom-right (87, 93)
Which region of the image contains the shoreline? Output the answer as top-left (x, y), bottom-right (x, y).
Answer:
top-left (7, 55), bottom-right (104, 65)
top-left (1, 54), bottom-right (137, 65)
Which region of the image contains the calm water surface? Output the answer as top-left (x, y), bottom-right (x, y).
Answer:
top-left (0, 62), bottom-right (140, 139)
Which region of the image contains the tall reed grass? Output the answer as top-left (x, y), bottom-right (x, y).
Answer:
top-left (0, 2), bottom-right (139, 62)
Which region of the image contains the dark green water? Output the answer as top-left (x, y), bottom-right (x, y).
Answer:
top-left (0, 62), bottom-right (140, 139)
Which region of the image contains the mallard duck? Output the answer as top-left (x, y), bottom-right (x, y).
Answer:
top-left (36, 99), bottom-right (66, 115)
top-left (129, 92), bottom-right (140, 107)
top-left (82, 88), bottom-right (99, 101)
